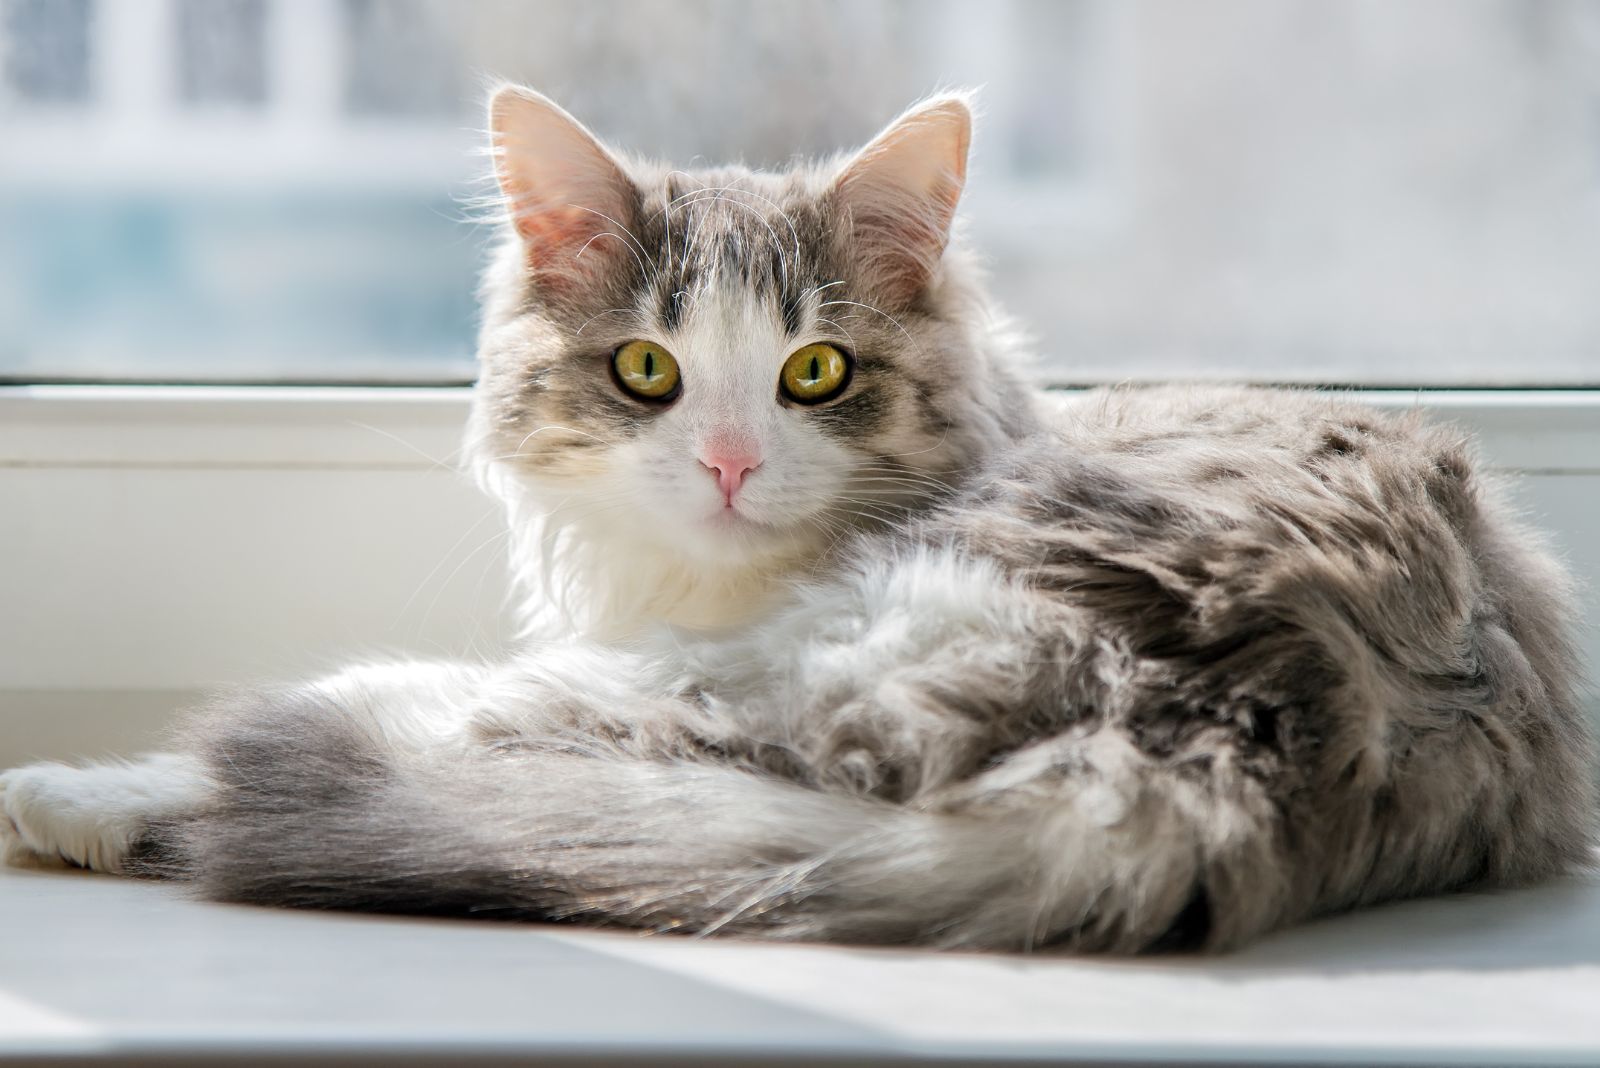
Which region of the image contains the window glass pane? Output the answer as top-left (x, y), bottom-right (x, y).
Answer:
top-left (0, 0), bottom-right (1597, 385)
top-left (176, 0), bottom-right (267, 107)
top-left (3, 0), bottom-right (91, 103)
top-left (341, 0), bottom-right (457, 116)
top-left (1006, 0), bottom-right (1096, 178)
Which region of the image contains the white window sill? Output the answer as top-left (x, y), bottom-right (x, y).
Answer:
top-left (4, 857), bottom-right (1598, 1066)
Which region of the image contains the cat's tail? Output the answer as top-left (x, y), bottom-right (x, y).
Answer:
top-left (140, 687), bottom-right (1281, 953)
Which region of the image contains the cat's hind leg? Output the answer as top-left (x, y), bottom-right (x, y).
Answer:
top-left (0, 753), bottom-right (210, 873)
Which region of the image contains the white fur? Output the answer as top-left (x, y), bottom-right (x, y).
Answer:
top-left (308, 660), bottom-right (489, 750)
top-left (0, 754), bottom-right (209, 873)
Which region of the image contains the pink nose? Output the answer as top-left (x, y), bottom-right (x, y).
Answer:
top-left (699, 449), bottom-right (761, 506)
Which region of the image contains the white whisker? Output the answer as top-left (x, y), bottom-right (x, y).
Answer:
top-left (818, 298), bottom-right (921, 354)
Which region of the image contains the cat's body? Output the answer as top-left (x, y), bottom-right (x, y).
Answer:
top-left (3, 89), bottom-right (1594, 952)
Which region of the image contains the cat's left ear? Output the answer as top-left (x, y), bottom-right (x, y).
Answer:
top-left (834, 94), bottom-right (972, 305)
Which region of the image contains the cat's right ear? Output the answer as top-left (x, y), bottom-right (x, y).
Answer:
top-left (489, 85), bottom-right (636, 286)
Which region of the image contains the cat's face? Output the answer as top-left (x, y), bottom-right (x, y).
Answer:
top-left (473, 88), bottom-right (1010, 576)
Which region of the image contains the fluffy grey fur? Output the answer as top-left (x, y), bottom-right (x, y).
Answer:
top-left (4, 88), bottom-right (1594, 953)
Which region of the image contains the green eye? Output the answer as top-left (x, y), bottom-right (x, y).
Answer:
top-left (780, 343), bottom-right (851, 404)
top-left (612, 341), bottom-right (681, 401)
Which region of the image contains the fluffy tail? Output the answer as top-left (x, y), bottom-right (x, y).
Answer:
top-left (140, 688), bottom-right (1269, 953)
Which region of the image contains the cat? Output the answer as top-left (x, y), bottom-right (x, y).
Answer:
top-left (3, 87), bottom-right (1595, 953)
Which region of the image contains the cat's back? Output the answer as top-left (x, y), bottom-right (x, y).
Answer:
top-left (923, 383), bottom-right (1583, 735)
top-left (1043, 384), bottom-right (1475, 513)
top-left (963, 384), bottom-right (1494, 555)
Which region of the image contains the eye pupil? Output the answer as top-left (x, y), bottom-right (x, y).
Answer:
top-left (644, 350), bottom-right (655, 379)
top-left (808, 355), bottom-right (819, 382)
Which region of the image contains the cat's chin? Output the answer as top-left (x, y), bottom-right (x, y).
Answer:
top-left (699, 507), bottom-right (783, 543)
top-left (703, 505), bottom-right (770, 531)
top-left (679, 507), bottom-right (822, 568)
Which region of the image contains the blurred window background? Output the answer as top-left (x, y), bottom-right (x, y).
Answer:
top-left (1, 0), bottom-right (1598, 385)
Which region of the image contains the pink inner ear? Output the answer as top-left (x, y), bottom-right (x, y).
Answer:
top-left (499, 172), bottom-right (633, 289)
top-left (505, 192), bottom-right (613, 280)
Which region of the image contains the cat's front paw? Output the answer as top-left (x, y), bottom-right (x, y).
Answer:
top-left (0, 756), bottom-right (196, 873)
top-left (2, 764), bottom-right (104, 870)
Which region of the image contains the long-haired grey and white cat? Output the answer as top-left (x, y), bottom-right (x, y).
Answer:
top-left (4, 88), bottom-right (1595, 952)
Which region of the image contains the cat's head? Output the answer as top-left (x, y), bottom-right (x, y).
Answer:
top-left (471, 86), bottom-right (1035, 633)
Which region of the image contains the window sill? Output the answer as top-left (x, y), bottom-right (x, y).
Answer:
top-left (5, 858), bottom-right (1598, 1066)
top-left (0, 384), bottom-right (474, 469)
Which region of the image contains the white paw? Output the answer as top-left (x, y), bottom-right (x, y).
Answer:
top-left (0, 767), bottom-right (70, 870)
top-left (1, 754), bottom-right (205, 874)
